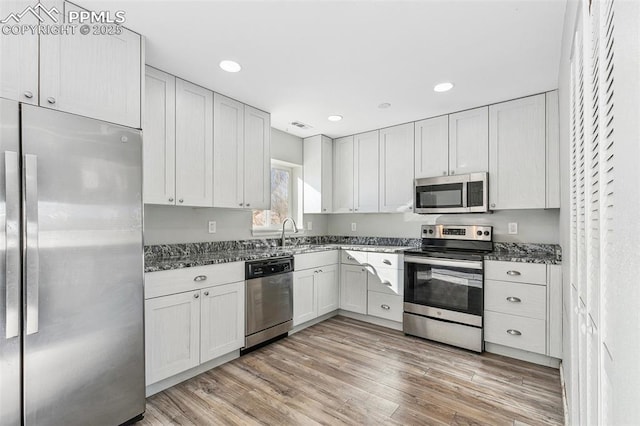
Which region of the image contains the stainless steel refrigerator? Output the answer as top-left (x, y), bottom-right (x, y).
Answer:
top-left (0, 98), bottom-right (145, 425)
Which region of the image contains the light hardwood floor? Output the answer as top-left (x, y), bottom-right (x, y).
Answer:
top-left (140, 316), bottom-right (564, 425)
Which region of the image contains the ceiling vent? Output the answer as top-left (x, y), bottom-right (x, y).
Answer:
top-left (290, 121), bottom-right (313, 130)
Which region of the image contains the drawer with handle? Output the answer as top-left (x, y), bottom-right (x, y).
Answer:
top-left (367, 291), bottom-right (403, 322)
top-left (295, 250), bottom-right (339, 271)
top-left (484, 311), bottom-right (546, 354)
top-left (145, 261), bottom-right (245, 299)
top-left (367, 252), bottom-right (403, 270)
top-left (341, 250), bottom-right (368, 266)
top-left (367, 267), bottom-right (403, 296)
top-left (484, 279), bottom-right (546, 320)
top-left (484, 260), bottom-right (547, 285)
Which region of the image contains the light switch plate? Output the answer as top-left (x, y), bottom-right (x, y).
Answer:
top-left (208, 221), bottom-right (216, 233)
top-left (351, 223), bottom-right (357, 232)
top-left (508, 222), bottom-right (518, 234)
top-left (307, 221), bottom-right (313, 231)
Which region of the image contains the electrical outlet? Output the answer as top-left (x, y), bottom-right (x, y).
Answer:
top-left (351, 223), bottom-right (357, 232)
top-left (208, 221), bottom-right (216, 233)
top-left (508, 222), bottom-right (518, 235)
top-left (307, 221), bottom-right (313, 231)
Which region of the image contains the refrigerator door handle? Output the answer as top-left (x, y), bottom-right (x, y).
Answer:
top-left (24, 154), bottom-right (39, 335)
top-left (5, 151), bottom-right (20, 339)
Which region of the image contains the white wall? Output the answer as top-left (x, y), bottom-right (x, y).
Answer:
top-left (328, 210), bottom-right (560, 244)
top-left (144, 128), bottom-right (328, 245)
top-left (271, 128), bottom-right (303, 164)
top-left (143, 206), bottom-right (328, 245)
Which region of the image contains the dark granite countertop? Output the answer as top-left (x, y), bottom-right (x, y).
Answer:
top-left (145, 244), bottom-right (412, 273)
top-left (484, 243), bottom-right (562, 265)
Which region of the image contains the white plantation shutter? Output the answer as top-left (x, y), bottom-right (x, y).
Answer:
top-left (598, 0), bottom-right (615, 423)
top-left (570, 0), bottom-right (618, 424)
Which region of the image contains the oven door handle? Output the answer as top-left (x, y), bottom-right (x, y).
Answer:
top-left (404, 256), bottom-right (483, 270)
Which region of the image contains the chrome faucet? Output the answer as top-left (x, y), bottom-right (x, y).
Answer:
top-left (281, 217), bottom-right (299, 247)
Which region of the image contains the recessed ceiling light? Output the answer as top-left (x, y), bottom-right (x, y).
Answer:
top-left (378, 102), bottom-right (391, 109)
top-left (219, 60), bottom-right (241, 73)
top-left (328, 115), bottom-right (343, 122)
top-left (434, 82), bottom-right (454, 92)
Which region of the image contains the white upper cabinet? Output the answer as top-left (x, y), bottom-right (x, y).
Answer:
top-left (243, 105), bottom-right (271, 210)
top-left (379, 123), bottom-right (414, 212)
top-left (546, 90), bottom-right (561, 208)
top-left (175, 79), bottom-right (214, 207)
top-left (303, 135), bottom-right (333, 213)
top-left (0, 0), bottom-right (38, 105)
top-left (0, 0), bottom-right (142, 127)
top-left (333, 136), bottom-right (355, 213)
top-left (40, 1), bottom-right (141, 128)
top-left (213, 93), bottom-right (244, 208)
top-left (489, 94), bottom-right (546, 209)
top-left (353, 130), bottom-right (379, 213)
top-left (449, 106), bottom-right (489, 175)
top-left (143, 67), bottom-right (176, 205)
top-left (415, 115), bottom-right (449, 178)
top-left (212, 95), bottom-right (270, 210)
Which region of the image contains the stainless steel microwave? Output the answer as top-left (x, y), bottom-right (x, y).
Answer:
top-left (414, 172), bottom-right (489, 214)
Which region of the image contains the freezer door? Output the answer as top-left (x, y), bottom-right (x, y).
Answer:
top-left (21, 105), bottom-right (145, 425)
top-left (0, 99), bottom-right (21, 426)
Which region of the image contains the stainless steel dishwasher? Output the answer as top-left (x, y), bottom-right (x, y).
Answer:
top-left (244, 256), bottom-right (294, 351)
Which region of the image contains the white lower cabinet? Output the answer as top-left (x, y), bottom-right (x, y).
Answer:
top-left (293, 252), bottom-right (339, 326)
top-left (144, 263), bottom-right (245, 386)
top-left (339, 264), bottom-right (368, 314)
top-left (145, 291), bottom-right (201, 385)
top-left (484, 311), bottom-right (546, 354)
top-left (367, 291), bottom-right (403, 322)
top-left (483, 261), bottom-right (562, 358)
top-left (293, 270), bottom-right (317, 326)
top-left (200, 282), bottom-right (245, 363)
top-left (340, 250), bottom-right (404, 321)
top-left (317, 265), bottom-right (340, 316)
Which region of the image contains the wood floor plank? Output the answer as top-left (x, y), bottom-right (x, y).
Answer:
top-left (141, 316), bottom-right (564, 425)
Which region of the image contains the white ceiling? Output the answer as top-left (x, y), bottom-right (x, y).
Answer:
top-left (86, 0), bottom-right (567, 139)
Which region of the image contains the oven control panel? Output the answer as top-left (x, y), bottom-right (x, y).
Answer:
top-left (421, 225), bottom-right (492, 241)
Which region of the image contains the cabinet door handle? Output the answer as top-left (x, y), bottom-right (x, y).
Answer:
top-left (361, 268), bottom-right (366, 272)
top-left (450, 170), bottom-right (455, 175)
top-left (168, 197), bottom-right (174, 202)
top-left (318, 269), bottom-right (323, 273)
top-left (347, 255), bottom-right (354, 260)
top-left (314, 270), bottom-right (318, 274)
top-left (349, 208), bottom-right (353, 211)
top-left (323, 208), bottom-right (327, 212)
top-left (238, 203), bottom-right (243, 206)
top-left (46, 97), bottom-right (56, 105)
top-left (246, 203), bottom-right (250, 207)
top-left (442, 171), bottom-right (447, 176)
top-left (381, 304), bottom-right (390, 310)
top-left (506, 329), bottom-right (521, 336)
top-left (24, 91), bottom-right (33, 99)
top-left (178, 199), bottom-right (184, 203)
top-left (193, 275), bottom-right (207, 282)
top-left (506, 296), bottom-right (522, 303)
top-left (382, 259), bottom-right (392, 265)
top-left (194, 293), bottom-right (200, 299)
top-left (204, 291), bottom-right (209, 296)
top-left (490, 203), bottom-right (496, 208)
top-left (381, 280), bottom-right (392, 286)
top-left (506, 270), bottom-right (521, 276)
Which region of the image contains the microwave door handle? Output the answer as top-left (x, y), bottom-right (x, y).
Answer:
top-left (404, 256), bottom-right (483, 270)
top-left (462, 181), bottom-right (468, 208)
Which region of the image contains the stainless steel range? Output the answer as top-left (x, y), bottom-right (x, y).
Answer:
top-left (403, 224), bottom-right (493, 352)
